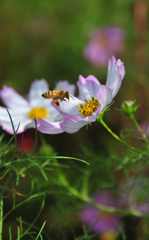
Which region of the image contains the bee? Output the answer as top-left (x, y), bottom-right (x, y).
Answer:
top-left (42, 90), bottom-right (74, 107)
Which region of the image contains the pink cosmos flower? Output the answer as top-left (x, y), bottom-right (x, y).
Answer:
top-left (0, 80), bottom-right (75, 134)
top-left (79, 190), bottom-right (122, 234)
top-left (84, 26), bottom-right (126, 67)
top-left (39, 56), bottom-right (124, 134)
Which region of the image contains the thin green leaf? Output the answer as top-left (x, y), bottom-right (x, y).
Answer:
top-left (35, 221), bottom-right (46, 240)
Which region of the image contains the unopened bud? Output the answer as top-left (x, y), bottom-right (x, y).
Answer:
top-left (121, 100), bottom-right (139, 116)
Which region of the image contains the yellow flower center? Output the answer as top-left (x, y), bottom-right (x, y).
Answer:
top-left (28, 107), bottom-right (48, 119)
top-left (100, 212), bottom-right (113, 221)
top-left (78, 96), bottom-right (100, 116)
top-left (98, 36), bottom-right (108, 48)
top-left (100, 229), bottom-right (117, 240)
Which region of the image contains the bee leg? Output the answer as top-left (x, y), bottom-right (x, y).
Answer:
top-left (53, 99), bottom-right (60, 108)
top-left (56, 102), bottom-right (60, 108)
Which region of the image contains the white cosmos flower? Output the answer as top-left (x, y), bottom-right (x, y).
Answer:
top-left (0, 79), bottom-right (75, 134)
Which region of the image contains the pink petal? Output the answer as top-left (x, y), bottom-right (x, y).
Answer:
top-left (106, 56), bottom-right (125, 98)
top-left (97, 85), bottom-right (113, 112)
top-left (37, 118), bottom-right (63, 134)
top-left (60, 115), bottom-right (93, 134)
top-left (77, 75), bottom-right (100, 100)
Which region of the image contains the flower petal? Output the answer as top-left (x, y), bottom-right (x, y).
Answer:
top-left (60, 115), bottom-right (94, 134)
top-left (106, 56), bottom-right (125, 98)
top-left (37, 118), bottom-right (63, 134)
top-left (77, 75), bottom-right (100, 100)
top-left (97, 85), bottom-right (113, 112)
top-left (0, 86), bottom-right (30, 112)
top-left (51, 96), bottom-right (83, 117)
top-left (28, 79), bottom-right (49, 108)
top-left (54, 80), bottom-right (76, 95)
top-left (0, 107), bottom-right (33, 134)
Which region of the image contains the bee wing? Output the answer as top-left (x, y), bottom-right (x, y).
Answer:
top-left (70, 95), bottom-right (75, 100)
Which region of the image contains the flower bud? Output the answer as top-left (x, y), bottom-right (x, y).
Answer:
top-left (121, 100), bottom-right (139, 116)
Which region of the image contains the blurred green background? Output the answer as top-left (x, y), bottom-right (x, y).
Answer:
top-left (0, 0), bottom-right (132, 89)
top-left (1, 0), bottom-right (149, 155)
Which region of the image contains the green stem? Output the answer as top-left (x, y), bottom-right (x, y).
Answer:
top-left (130, 114), bottom-right (149, 143)
top-left (97, 118), bottom-right (144, 155)
top-left (0, 195), bottom-right (3, 240)
top-left (57, 167), bottom-right (142, 217)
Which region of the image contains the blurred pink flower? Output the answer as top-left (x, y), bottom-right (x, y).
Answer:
top-left (119, 178), bottom-right (149, 216)
top-left (79, 189), bottom-right (122, 234)
top-left (138, 121), bottom-right (149, 138)
top-left (133, 120), bottom-right (149, 139)
top-left (84, 26), bottom-right (126, 67)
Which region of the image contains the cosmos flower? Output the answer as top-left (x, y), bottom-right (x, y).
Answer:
top-left (44, 56), bottom-right (124, 134)
top-left (0, 79), bottom-right (75, 134)
top-left (79, 189), bottom-right (122, 235)
top-left (84, 26), bottom-right (126, 67)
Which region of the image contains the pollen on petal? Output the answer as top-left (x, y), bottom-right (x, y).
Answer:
top-left (78, 97), bottom-right (100, 116)
top-left (28, 107), bottom-right (48, 119)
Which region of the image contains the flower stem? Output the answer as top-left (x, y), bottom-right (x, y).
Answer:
top-left (130, 113), bottom-right (149, 143)
top-left (97, 118), bottom-right (144, 155)
top-left (56, 165), bottom-right (142, 217)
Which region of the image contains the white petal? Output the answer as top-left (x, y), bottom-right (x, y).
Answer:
top-left (54, 80), bottom-right (76, 95)
top-left (0, 86), bottom-right (30, 112)
top-left (44, 106), bottom-right (63, 122)
top-left (28, 79), bottom-right (49, 107)
top-left (0, 107), bottom-right (28, 122)
top-left (51, 96), bottom-right (84, 117)
top-left (0, 107), bottom-right (33, 134)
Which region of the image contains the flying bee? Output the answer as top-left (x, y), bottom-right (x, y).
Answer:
top-left (42, 90), bottom-right (74, 107)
